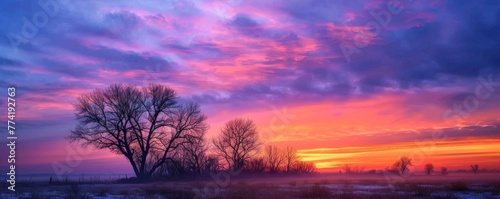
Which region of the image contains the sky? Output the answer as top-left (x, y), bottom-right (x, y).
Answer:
top-left (1, 0), bottom-right (500, 175)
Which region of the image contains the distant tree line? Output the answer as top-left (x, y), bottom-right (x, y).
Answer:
top-left (385, 157), bottom-right (480, 176)
top-left (68, 84), bottom-right (316, 180)
top-left (336, 156), bottom-right (486, 176)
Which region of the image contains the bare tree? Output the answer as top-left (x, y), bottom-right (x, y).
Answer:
top-left (245, 157), bottom-right (267, 173)
top-left (344, 164), bottom-right (352, 174)
top-left (155, 150), bottom-right (187, 177)
top-left (266, 145), bottom-right (285, 173)
top-left (470, 164), bottom-right (479, 174)
top-left (157, 102), bottom-right (209, 176)
top-left (424, 163), bottom-right (434, 175)
top-left (68, 84), bottom-right (207, 179)
top-left (344, 164), bottom-right (365, 174)
top-left (292, 161), bottom-right (316, 173)
top-left (284, 146), bottom-right (298, 173)
top-left (392, 157), bottom-right (412, 175)
top-left (202, 155), bottom-right (222, 173)
top-left (171, 102), bottom-right (210, 174)
top-left (181, 131), bottom-right (208, 172)
top-left (441, 167), bottom-right (448, 175)
top-left (212, 118), bottom-right (261, 171)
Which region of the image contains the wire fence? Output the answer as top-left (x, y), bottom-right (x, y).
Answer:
top-left (5, 174), bottom-right (134, 184)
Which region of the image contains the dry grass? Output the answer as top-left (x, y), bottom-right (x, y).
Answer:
top-left (140, 185), bottom-right (194, 199)
top-left (408, 184), bottom-right (433, 197)
top-left (226, 186), bottom-right (259, 199)
top-left (298, 184), bottom-right (331, 198)
top-left (449, 181), bottom-right (468, 191)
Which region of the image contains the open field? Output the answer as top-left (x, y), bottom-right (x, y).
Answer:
top-left (2, 173), bottom-right (500, 199)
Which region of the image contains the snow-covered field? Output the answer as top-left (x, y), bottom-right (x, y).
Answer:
top-left (2, 173), bottom-right (500, 198)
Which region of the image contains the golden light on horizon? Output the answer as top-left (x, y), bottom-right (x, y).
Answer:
top-left (294, 138), bottom-right (500, 171)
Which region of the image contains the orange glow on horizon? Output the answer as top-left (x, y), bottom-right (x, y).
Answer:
top-left (298, 139), bottom-right (500, 172)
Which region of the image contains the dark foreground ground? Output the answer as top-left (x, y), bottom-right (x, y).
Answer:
top-left (2, 173), bottom-right (500, 199)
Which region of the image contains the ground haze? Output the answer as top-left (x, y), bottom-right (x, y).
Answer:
top-left (2, 172), bottom-right (500, 198)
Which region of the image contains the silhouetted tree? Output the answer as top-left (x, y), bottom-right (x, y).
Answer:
top-left (202, 155), bottom-right (222, 173)
top-left (181, 109), bottom-right (209, 174)
top-left (266, 145), bottom-right (285, 173)
top-left (441, 167), bottom-right (448, 175)
top-left (344, 164), bottom-right (352, 174)
top-left (424, 163), bottom-right (434, 175)
top-left (470, 164), bottom-right (479, 174)
top-left (284, 146), bottom-right (298, 173)
top-left (68, 84), bottom-right (207, 179)
top-left (155, 151), bottom-right (187, 177)
top-left (212, 118), bottom-right (261, 171)
top-left (344, 164), bottom-right (365, 174)
top-left (245, 157), bottom-right (267, 173)
top-left (292, 161), bottom-right (316, 173)
top-left (392, 157), bottom-right (413, 175)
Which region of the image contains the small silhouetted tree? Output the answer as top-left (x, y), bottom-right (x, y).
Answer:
top-left (424, 163), bottom-right (434, 175)
top-left (292, 161), bottom-right (316, 173)
top-left (203, 155), bottom-right (222, 173)
top-left (155, 151), bottom-right (187, 177)
top-left (181, 108), bottom-right (209, 174)
top-left (392, 156), bottom-right (412, 175)
top-left (68, 84), bottom-right (207, 179)
top-left (441, 167), bottom-right (448, 175)
top-left (284, 146), bottom-right (298, 173)
top-left (245, 157), bottom-right (267, 173)
top-left (344, 164), bottom-right (365, 174)
top-left (266, 145), bottom-right (285, 173)
top-left (470, 164), bottom-right (479, 174)
top-left (213, 118), bottom-right (261, 171)
top-left (344, 164), bottom-right (352, 173)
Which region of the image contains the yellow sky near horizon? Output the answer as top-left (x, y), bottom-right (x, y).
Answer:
top-left (297, 138), bottom-right (500, 172)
